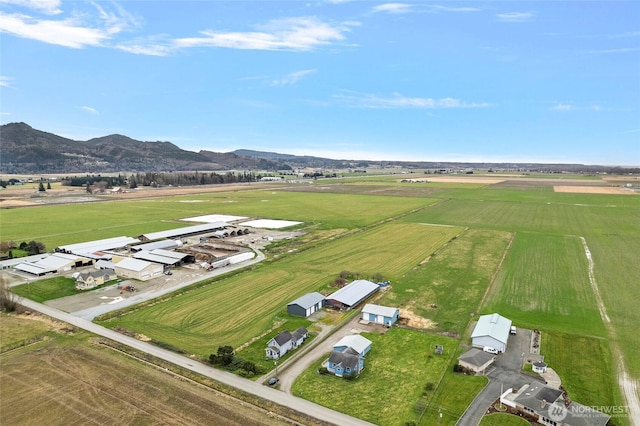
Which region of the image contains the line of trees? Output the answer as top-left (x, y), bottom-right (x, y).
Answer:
top-left (0, 240), bottom-right (46, 258)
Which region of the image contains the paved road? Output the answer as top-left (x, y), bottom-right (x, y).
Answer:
top-left (19, 298), bottom-right (375, 426)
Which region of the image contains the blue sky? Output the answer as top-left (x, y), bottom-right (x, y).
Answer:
top-left (1, 1), bottom-right (638, 165)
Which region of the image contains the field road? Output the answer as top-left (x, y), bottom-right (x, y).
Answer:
top-left (18, 298), bottom-right (375, 426)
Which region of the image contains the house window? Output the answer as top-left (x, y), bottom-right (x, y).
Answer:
top-left (346, 367), bottom-right (350, 372)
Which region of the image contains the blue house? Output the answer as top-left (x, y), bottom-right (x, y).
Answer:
top-left (361, 303), bottom-right (400, 326)
top-left (327, 335), bottom-right (372, 377)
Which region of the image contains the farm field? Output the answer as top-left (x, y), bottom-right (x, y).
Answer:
top-left (380, 227), bottom-right (512, 336)
top-left (2, 177), bottom-right (639, 425)
top-left (291, 328), bottom-right (458, 426)
top-left (482, 232), bottom-right (607, 337)
top-left (0, 314), bottom-right (288, 426)
top-left (99, 222), bottom-right (462, 357)
top-left (0, 189), bottom-right (433, 249)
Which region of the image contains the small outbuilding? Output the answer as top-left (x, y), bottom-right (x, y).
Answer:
top-left (361, 303), bottom-right (400, 326)
top-left (532, 360), bottom-right (548, 374)
top-left (471, 313), bottom-right (512, 353)
top-left (287, 292), bottom-right (325, 317)
top-left (457, 348), bottom-right (495, 374)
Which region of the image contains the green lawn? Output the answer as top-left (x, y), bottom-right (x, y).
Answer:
top-left (478, 413), bottom-right (529, 426)
top-left (11, 276), bottom-right (119, 303)
top-left (291, 328), bottom-right (457, 426)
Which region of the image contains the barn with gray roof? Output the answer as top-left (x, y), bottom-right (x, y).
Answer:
top-left (324, 280), bottom-right (379, 309)
top-left (287, 292), bottom-right (325, 317)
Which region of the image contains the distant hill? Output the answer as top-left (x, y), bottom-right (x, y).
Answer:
top-left (0, 122), bottom-right (635, 174)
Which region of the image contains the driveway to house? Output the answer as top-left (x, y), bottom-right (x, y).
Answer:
top-left (457, 329), bottom-right (544, 426)
top-left (264, 316), bottom-right (383, 395)
top-left (18, 298), bottom-right (375, 426)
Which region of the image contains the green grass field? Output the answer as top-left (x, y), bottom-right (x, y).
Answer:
top-left (291, 328), bottom-right (457, 426)
top-left (381, 227), bottom-right (512, 336)
top-left (482, 232), bottom-right (607, 337)
top-left (2, 178), bottom-right (639, 425)
top-left (0, 190), bottom-right (433, 249)
top-left (99, 222), bottom-right (460, 356)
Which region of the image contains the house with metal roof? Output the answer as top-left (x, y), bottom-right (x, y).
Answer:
top-left (361, 303), bottom-right (400, 326)
top-left (113, 257), bottom-right (163, 281)
top-left (324, 279), bottom-right (379, 309)
top-left (471, 313), bottom-right (512, 353)
top-left (287, 292), bottom-right (325, 317)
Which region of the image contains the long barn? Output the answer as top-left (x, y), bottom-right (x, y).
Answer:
top-left (325, 280), bottom-right (379, 310)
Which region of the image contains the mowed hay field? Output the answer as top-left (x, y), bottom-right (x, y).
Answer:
top-left (0, 189), bottom-right (433, 249)
top-left (0, 315), bottom-right (286, 426)
top-left (101, 222), bottom-right (461, 356)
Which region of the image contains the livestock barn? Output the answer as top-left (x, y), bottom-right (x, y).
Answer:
top-left (324, 280), bottom-right (379, 310)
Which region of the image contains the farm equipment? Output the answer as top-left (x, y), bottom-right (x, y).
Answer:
top-left (119, 285), bottom-right (136, 294)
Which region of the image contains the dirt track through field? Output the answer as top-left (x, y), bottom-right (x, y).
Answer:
top-left (580, 236), bottom-right (640, 424)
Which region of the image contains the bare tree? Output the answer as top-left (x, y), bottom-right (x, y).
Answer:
top-left (0, 277), bottom-right (20, 312)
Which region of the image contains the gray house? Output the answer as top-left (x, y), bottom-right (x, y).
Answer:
top-left (265, 327), bottom-right (308, 360)
top-left (287, 292), bottom-right (325, 317)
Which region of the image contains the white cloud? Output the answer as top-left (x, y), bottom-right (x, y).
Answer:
top-left (0, 2), bottom-right (139, 49)
top-left (429, 5), bottom-right (481, 13)
top-left (0, 76), bottom-right (13, 87)
top-left (80, 106), bottom-right (99, 115)
top-left (0, 0), bottom-right (62, 15)
top-left (271, 69), bottom-right (317, 86)
top-left (550, 103), bottom-right (573, 111)
top-left (333, 91), bottom-right (490, 109)
top-left (173, 17), bottom-right (355, 52)
top-left (371, 3), bottom-right (413, 14)
top-left (587, 47), bottom-right (640, 54)
top-left (497, 12), bottom-right (534, 22)
top-left (0, 12), bottom-right (109, 47)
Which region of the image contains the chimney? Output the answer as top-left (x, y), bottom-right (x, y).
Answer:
top-left (541, 399), bottom-right (547, 409)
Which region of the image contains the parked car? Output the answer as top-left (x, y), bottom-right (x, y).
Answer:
top-left (510, 325), bottom-right (517, 335)
top-left (483, 346), bottom-right (499, 355)
top-left (268, 377), bottom-right (279, 386)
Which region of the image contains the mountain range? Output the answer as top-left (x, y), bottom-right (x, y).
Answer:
top-left (0, 122), bottom-right (634, 174)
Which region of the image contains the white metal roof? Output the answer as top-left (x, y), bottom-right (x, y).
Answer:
top-left (288, 292), bottom-right (325, 309)
top-left (361, 303), bottom-right (399, 318)
top-left (114, 257), bottom-right (157, 272)
top-left (132, 249), bottom-right (187, 265)
top-left (326, 280), bottom-right (379, 307)
top-left (15, 263), bottom-right (51, 274)
top-left (56, 236), bottom-right (141, 254)
top-left (471, 313), bottom-right (512, 345)
top-left (141, 222), bottom-right (227, 241)
top-left (333, 335), bottom-right (372, 355)
top-left (130, 239), bottom-right (182, 252)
